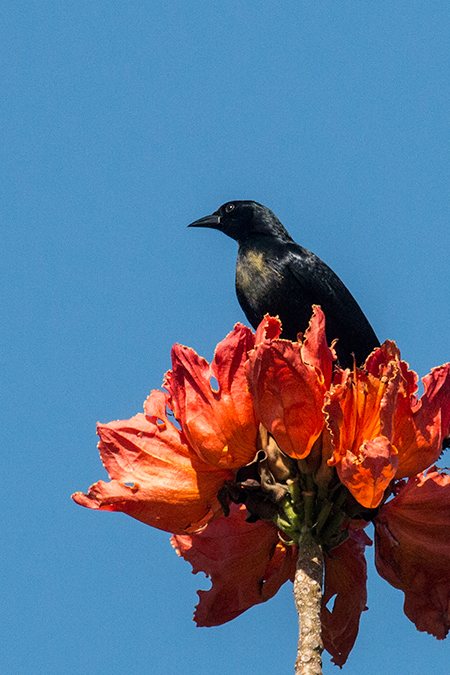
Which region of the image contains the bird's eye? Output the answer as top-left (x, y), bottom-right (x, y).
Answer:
top-left (225, 203), bottom-right (235, 213)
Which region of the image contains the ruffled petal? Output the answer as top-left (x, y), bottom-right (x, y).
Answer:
top-left (374, 469), bottom-right (450, 639)
top-left (336, 437), bottom-right (398, 509)
top-left (166, 324), bottom-right (258, 469)
top-left (254, 314), bottom-right (282, 344)
top-left (246, 309), bottom-right (333, 460)
top-left (366, 345), bottom-right (450, 477)
top-left (171, 503), bottom-right (297, 626)
top-left (301, 305), bottom-right (336, 389)
top-left (322, 529), bottom-right (371, 667)
top-left (72, 390), bottom-right (232, 534)
top-left (325, 366), bottom-right (399, 507)
top-left (393, 366), bottom-right (450, 477)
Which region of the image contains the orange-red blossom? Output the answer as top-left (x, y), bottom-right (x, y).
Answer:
top-left (73, 307), bottom-right (450, 666)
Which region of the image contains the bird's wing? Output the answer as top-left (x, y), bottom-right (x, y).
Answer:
top-left (285, 247), bottom-right (355, 317)
top-left (284, 246), bottom-right (379, 358)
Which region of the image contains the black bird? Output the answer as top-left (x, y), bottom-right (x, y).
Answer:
top-left (188, 200), bottom-right (379, 368)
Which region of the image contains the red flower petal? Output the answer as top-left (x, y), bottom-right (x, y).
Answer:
top-left (171, 503), bottom-right (297, 626)
top-left (166, 325), bottom-right (258, 469)
top-left (72, 390), bottom-right (232, 535)
top-left (322, 529), bottom-right (371, 667)
top-left (246, 309), bottom-right (333, 460)
top-left (325, 367), bottom-right (399, 508)
top-left (393, 366), bottom-right (450, 477)
top-left (366, 344), bottom-right (450, 477)
top-left (375, 469), bottom-right (450, 639)
top-left (254, 314), bottom-right (282, 344)
top-left (337, 437), bottom-right (398, 509)
top-left (301, 305), bottom-right (335, 390)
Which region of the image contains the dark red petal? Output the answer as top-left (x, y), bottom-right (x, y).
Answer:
top-left (254, 314), bottom-right (282, 344)
top-left (171, 503), bottom-right (297, 626)
top-left (365, 340), bottom-right (403, 378)
top-left (322, 529), bottom-right (372, 667)
top-left (375, 469), bottom-right (450, 639)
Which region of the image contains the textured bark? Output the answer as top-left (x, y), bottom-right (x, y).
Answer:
top-left (294, 529), bottom-right (324, 675)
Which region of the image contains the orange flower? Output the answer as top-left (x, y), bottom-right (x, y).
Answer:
top-left (72, 323), bottom-right (258, 534)
top-left (73, 307), bottom-right (450, 664)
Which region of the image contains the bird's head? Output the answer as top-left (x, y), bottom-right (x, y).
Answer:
top-left (188, 201), bottom-right (292, 243)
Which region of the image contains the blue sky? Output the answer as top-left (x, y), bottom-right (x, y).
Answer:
top-left (2, 2), bottom-right (450, 673)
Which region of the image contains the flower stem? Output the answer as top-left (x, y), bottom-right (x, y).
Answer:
top-left (294, 528), bottom-right (324, 675)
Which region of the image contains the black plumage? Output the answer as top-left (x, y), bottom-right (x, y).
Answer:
top-left (188, 200), bottom-right (379, 368)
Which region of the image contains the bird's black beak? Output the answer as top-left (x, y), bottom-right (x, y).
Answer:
top-left (188, 214), bottom-right (221, 229)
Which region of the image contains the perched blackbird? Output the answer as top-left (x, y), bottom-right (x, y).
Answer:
top-left (189, 200), bottom-right (379, 368)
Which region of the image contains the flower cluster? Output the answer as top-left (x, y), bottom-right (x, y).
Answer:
top-left (73, 307), bottom-right (450, 666)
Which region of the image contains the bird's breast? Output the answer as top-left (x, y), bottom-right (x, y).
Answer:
top-left (236, 249), bottom-right (283, 300)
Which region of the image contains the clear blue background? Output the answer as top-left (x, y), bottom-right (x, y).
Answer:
top-left (2, 2), bottom-right (449, 673)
